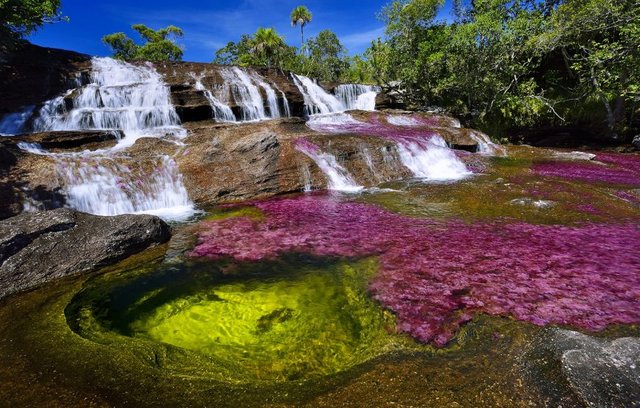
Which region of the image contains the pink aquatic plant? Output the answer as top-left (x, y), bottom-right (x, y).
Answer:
top-left (191, 195), bottom-right (640, 346)
top-left (533, 153), bottom-right (640, 186)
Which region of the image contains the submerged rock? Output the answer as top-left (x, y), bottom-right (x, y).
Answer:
top-left (527, 328), bottom-right (640, 407)
top-left (0, 209), bottom-right (170, 299)
top-left (4, 130), bottom-right (124, 151)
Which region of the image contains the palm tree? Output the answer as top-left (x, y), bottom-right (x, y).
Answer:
top-left (290, 6), bottom-right (312, 51)
top-left (252, 27), bottom-right (285, 68)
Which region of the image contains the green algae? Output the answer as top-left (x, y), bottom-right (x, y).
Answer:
top-left (68, 255), bottom-right (405, 382)
top-left (202, 206), bottom-right (264, 222)
top-left (362, 150), bottom-right (640, 225)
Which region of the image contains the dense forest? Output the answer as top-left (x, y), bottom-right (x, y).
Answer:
top-left (2, 0), bottom-right (639, 142)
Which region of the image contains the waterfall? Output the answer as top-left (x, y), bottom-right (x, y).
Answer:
top-left (334, 84), bottom-right (380, 111)
top-left (281, 91), bottom-right (291, 117)
top-left (396, 136), bottom-right (471, 181)
top-left (292, 74), bottom-right (344, 115)
top-left (54, 154), bottom-right (194, 221)
top-left (295, 139), bottom-right (363, 192)
top-left (32, 57), bottom-right (185, 148)
top-left (214, 67), bottom-right (289, 122)
top-left (11, 57), bottom-right (196, 221)
top-left (469, 131), bottom-right (506, 156)
top-left (0, 106), bottom-right (34, 135)
top-left (306, 113), bottom-right (471, 182)
top-left (192, 74), bottom-right (236, 122)
top-left (19, 143), bottom-right (196, 221)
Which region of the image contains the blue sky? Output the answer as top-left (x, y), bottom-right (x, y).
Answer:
top-left (29, 0), bottom-right (454, 62)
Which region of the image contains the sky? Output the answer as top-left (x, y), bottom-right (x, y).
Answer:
top-left (28, 0), bottom-right (455, 62)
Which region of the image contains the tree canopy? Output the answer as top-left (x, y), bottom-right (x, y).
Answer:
top-left (0, 0), bottom-right (65, 42)
top-left (367, 0), bottom-right (640, 140)
top-left (102, 24), bottom-right (184, 62)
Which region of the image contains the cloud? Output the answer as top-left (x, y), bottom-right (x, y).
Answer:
top-left (341, 27), bottom-right (385, 52)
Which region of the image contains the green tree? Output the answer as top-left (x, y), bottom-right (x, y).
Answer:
top-left (540, 0), bottom-right (640, 138)
top-left (303, 30), bottom-right (349, 82)
top-left (252, 27), bottom-right (286, 68)
top-left (0, 0), bottom-right (66, 42)
top-left (213, 29), bottom-right (301, 71)
top-left (102, 24), bottom-right (184, 62)
top-left (290, 6), bottom-right (312, 50)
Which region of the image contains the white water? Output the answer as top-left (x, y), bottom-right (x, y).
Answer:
top-left (335, 84), bottom-right (380, 111)
top-left (0, 106), bottom-right (34, 135)
top-left (396, 136), bottom-right (471, 181)
top-left (13, 57), bottom-right (196, 221)
top-left (469, 131), bottom-right (506, 156)
top-left (387, 115), bottom-right (422, 127)
top-left (306, 112), bottom-right (365, 132)
top-left (213, 67), bottom-right (288, 122)
top-left (296, 142), bottom-right (363, 192)
top-left (32, 57), bottom-right (185, 148)
top-left (281, 91), bottom-right (292, 117)
top-left (192, 74), bottom-right (236, 122)
top-left (292, 74), bottom-right (345, 115)
top-left (55, 154), bottom-right (194, 221)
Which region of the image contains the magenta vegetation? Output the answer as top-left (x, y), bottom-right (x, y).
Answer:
top-left (191, 195), bottom-right (640, 346)
top-left (533, 153), bottom-right (640, 186)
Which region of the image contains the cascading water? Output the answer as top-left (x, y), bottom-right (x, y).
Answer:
top-left (32, 57), bottom-right (186, 148)
top-left (334, 84), bottom-right (380, 111)
top-left (469, 131), bottom-right (506, 156)
top-left (396, 136), bottom-right (471, 181)
top-left (12, 57), bottom-right (196, 221)
top-left (292, 74), bottom-right (345, 115)
top-left (0, 106), bottom-right (34, 135)
top-left (212, 67), bottom-right (288, 122)
top-left (295, 139), bottom-right (363, 192)
top-left (281, 91), bottom-right (292, 117)
top-left (192, 74), bottom-right (236, 122)
top-left (306, 113), bottom-right (471, 182)
top-left (54, 154), bottom-right (194, 221)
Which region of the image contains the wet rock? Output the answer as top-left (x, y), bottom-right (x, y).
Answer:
top-left (509, 198), bottom-right (556, 209)
top-left (0, 209), bottom-right (171, 299)
top-left (0, 42), bottom-right (90, 117)
top-left (4, 130), bottom-right (123, 151)
top-left (632, 135), bottom-right (640, 151)
top-left (527, 328), bottom-right (640, 408)
top-left (152, 62), bottom-right (306, 123)
top-left (553, 151), bottom-right (597, 161)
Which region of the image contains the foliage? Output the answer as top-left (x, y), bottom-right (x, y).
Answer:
top-left (103, 24), bottom-right (184, 62)
top-left (212, 27), bottom-right (373, 84)
top-left (290, 5), bottom-right (312, 49)
top-left (368, 0), bottom-right (640, 140)
top-left (213, 28), bottom-right (299, 70)
top-left (301, 30), bottom-right (349, 82)
top-left (0, 0), bottom-right (66, 41)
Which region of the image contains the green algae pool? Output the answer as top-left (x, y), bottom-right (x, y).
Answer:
top-left (66, 255), bottom-right (406, 382)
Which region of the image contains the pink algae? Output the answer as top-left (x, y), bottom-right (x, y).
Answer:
top-left (191, 195), bottom-right (640, 346)
top-left (533, 153), bottom-right (640, 186)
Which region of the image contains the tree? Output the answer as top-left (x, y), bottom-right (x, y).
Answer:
top-left (540, 0), bottom-right (640, 138)
top-left (252, 28), bottom-right (286, 68)
top-left (103, 24), bottom-right (184, 62)
top-left (213, 29), bottom-right (301, 71)
top-left (290, 6), bottom-right (312, 50)
top-left (0, 0), bottom-right (66, 42)
top-left (303, 30), bottom-right (349, 82)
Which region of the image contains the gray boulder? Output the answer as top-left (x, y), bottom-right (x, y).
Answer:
top-left (0, 209), bottom-right (171, 299)
top-left (526, 328), bottom-right (640, 407)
